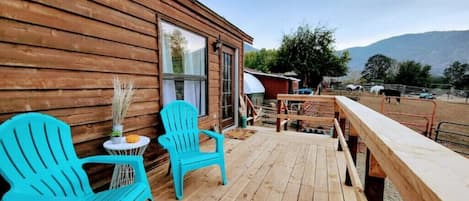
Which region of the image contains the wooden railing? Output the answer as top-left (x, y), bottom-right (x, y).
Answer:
top-left (276, 94), bottom-right (336, 132)
top-left (276, 94), bottom-right (469, 201)
top-left (243, 95), bottom-right (262, 125)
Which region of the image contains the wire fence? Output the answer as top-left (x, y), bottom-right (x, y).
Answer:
top-left (337, 83), bottom-right (469, 103)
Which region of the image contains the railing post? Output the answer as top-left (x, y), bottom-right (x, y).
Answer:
top-left (345, 124), bottom-right (358, 186)
top-left (365, 148), bottom-right (386, 201)
top-left (333, 112), bottom-right (339, 138)
top-left (284, 103), bottom-right (288, 131)
top-left (276, 99), bottom-right (281, 132)
top-left (337, 115), bottom-right (346, 151)
top-left (333, 101), bottom-right (339, 138)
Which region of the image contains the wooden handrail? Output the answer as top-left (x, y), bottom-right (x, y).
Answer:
top-left (334, 118), bottom-right (367, 201)
top-left (245, 95), bottom-right (257, 116)
top-left (335, 96), bottom-right (469, 201)
top-left (276, 94), bottom-right (469, 201)
top-left (277, 94), bottom-right (335, 102)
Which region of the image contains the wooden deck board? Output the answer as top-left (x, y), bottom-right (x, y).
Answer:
top-left (148, 126), bottom-right (354, 201)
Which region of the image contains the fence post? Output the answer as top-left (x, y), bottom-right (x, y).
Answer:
top-left (333, 112), bottom-right (339, 138)
top-left (284, 103), bottom-right (288, 131)
top-left (333, 101), bottom-right (339, 139)
top-left (337, 114), bottom-right (346, 151)
top-left (365, 148), bottom-right (386, 201)
top-left (345, 124), bottom-right (358, 186)
top-left (276, 99), bottom-right (281, 132)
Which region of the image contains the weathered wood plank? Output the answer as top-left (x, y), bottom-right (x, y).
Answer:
top-left (48, 101), bottom-right (159, 126)
top-left (336, 148), bottom-right (358, 201)
top-left (313, 145), bottom-right (329, 201)
top-left (0, 89), bottom-right (158, 115)
top-left (234, 144), bottom-right (287, 201)
top-left (298, 144), bottom-right (317, 201)
top-left (91, 0), bottom-right (155, 23)
top-left (0, 0), bottom-right (156, 49)
top-left (0, 67), bottom-right (159, 89)
top-left (0, 101), bottom-right (159, 129)
top-left (0, 43), bottom-right (157, 74)
top-left (202, 136), bottom-right (275, 201)
top-left (286, 144), bottom-right (308, 185)
top-left (72, 114), bottom-right (158, 143)
top-left (256, 143), bottom-right (299, 201)
top-left (277, 94), bottom-right (336, 102)
top-left (32, 0), bottom-right (156, 36)
top-left (0, 19), bottom-right (157, 62)
top-left (277, 114), bottom-right (334, 124)
top-left (218, 140), bottom-right (277, 201)
top-left (334, 118), bottom-right (367, 201)
top-left (327, 145), bottom-right (345, 201)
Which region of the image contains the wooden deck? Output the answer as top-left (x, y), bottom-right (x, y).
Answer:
top-left (147, 126), bottom-right (357, 201)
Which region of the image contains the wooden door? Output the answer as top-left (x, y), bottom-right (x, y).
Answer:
top-left (221, 46), bottom-right (235, 129)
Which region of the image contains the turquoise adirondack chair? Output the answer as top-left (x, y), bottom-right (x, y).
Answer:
top-left (0, 113), bottom-right (153, 201)
top-left (158, 101), bottom-right (227, 200)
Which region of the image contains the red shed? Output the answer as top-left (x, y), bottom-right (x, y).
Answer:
top-left (245, 68), bottom-right (300, 100)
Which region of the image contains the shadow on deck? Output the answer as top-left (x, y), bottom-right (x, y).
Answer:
top-left (148, 126), bottom-right (357, 201)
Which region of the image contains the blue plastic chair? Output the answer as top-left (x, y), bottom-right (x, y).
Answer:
top-left (158, 101), bottom-right (227, 200)
top-left (0, 113), bottom-right (153, 201)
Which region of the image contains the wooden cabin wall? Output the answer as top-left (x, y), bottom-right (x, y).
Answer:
top-left (0, 0), bottom-right (249, 194)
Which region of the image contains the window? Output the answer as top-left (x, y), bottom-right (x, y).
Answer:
top-left (161, 21), bottom-right (207, 116)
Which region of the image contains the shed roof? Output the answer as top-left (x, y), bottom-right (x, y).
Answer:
top-left (244, 68), bottom-right (300, 81)
top-left (244, 72), bottom-right (265, 94)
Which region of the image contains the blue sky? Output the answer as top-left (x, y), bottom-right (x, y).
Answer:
top-left (199, 0), bottom-right (469, 50)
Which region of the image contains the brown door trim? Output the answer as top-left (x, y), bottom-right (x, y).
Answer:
top-left (220, 45), bottom-right (235, 129)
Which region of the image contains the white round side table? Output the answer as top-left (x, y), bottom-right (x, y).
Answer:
top-left (103, 136), bottom-right (150, 189)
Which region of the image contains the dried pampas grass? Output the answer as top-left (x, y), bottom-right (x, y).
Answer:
top-left (112, 77), bottom-right (134, 126)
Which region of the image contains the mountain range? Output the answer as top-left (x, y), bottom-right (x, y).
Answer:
top-left (244, 43), bottom-right (258, 53)
top-left (343, 30), bottom-right (469, 75)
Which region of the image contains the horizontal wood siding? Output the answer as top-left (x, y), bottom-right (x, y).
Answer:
top-left (0, 0), bottom-right (249, 195)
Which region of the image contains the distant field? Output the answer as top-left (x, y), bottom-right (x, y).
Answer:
top-left (355, 94), bottom-right (469, 155)
top-left (358, 95), bottom-right (469, 126)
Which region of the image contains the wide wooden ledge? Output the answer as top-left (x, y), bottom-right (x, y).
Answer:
top-left (335, 96), bottom-right (469, 201)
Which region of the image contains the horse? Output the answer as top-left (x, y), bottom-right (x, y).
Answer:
top-left (346, 84), bottom-right (363, 92)
top-left (370, 85), bottom-right (384, 95)
top-left (379, 89), bottom-right (401, 103)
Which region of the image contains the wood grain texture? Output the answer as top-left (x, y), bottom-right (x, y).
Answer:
top-left (334, 118), bottom-right (367, 201)
top-left (148, 126), bottom-right (353, 201)
top-left (277, 114), bottom-right (334, 124)
top-left (0, 0), bottom-right (156, 49)
top-left (0, 19), bottom-right (157, 62)
top-left (0, 67), bottom-right (159, 89)
top-left (91, 0), bottom-right (156, 23)
top-left (0, 43), bottom-right (157, 74)
top-left (336, 96), bottom-right (469, 201)
top-left (0, 0), bottom-right (251, 196)
top-left (0, 89), bottom-right (158, 114)
top-left (32, 0), bottom-right (156, 36)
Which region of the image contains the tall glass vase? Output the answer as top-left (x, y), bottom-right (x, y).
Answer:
top-left (111, 124), bottom-right (124, 144)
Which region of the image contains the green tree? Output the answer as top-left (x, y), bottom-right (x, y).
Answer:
top-left (276, 25), bottom-right (350, 87)
top-left (244, 48), bottom-right (278, 73)
top-left (393, 61), bottom-right (432, 87)
top-left (361, 54), bottom-right (395, 82)
top-left (169, 30), bottom-right (187, 73)
top-left (443, 61), bottom-right (469, 89)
